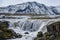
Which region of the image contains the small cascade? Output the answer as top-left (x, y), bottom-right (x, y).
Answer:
top-left (37, 22), bottom-right (47, 33)
top-left (21, 20), bottom-right (42, 32)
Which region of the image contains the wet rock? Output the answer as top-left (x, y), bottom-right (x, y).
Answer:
top-left (37, 32), bottom-right (43, 37)
top-left (15, 33), bottom-right (22, 38)
top-left (0, 21), bottom-right (17, 39)
top-left (33, 38), bottom-right (37, 40)
top-left (47, 21), bottom-right (60, 37)
top-left (37, 37), bottom-right (45, 40)
top-left (49, 35), bottom-right (55, 40)
top-left (24, 32), bottom-right (29, 34)
top-left (14, 22), bottom-right (19, 27)
top-left (0, 29), bottom-right (17, 39)
top-left (48, 32), bottom-right (53, 36)
top-left (44, 32), bottom-right (50, 40)
top-left (34, 32), bottom-right (44, 40)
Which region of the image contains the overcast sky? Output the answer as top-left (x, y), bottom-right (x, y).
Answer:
top-left (0, 0), bottom-right (60, 7)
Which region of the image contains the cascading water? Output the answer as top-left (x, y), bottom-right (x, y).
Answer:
top-left (9, 20), bottom-right (44, 32)
top-left (0, 19), bottom-right (48, 40)
top-left (37, 22), bottom-right (47, 33)
top-left (19, 20), bottom-right (42, 32)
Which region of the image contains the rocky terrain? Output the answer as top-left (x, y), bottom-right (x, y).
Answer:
top-left (0, 19), bottom-right (59, 40)
top-left (34, 21), bottom-right (60, 40)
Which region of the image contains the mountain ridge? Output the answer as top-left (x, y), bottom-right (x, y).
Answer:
top-left (0, 1), bottom-right (60, 15)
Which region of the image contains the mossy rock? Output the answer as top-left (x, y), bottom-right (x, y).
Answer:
top-left (15, 33), bottom-right (22, 38)
top-left (37, 32), bottom-right (43, 37)
top-left (0, 21), bottom-right (22, 39)
top-left (2, 32), bottom-right (12, 39)
top-left (0, 21), bottom-right (16, 39)
top-left (0, 29), bottom-right (14, 39)
top-left (0, 21), bottom-right (9, 30)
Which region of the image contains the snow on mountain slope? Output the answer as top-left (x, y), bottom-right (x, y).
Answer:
top-left (50, 6), bottom-right (60, 15)
top-left (0, 2), bottom-right (60, 15)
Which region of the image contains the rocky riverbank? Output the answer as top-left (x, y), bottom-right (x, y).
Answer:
top-left (0, 21), bottom-right (22, 40)
top-left (34, 21), bottom-right (60, 40)
top-left (0, 20), bottom-right (60, 40)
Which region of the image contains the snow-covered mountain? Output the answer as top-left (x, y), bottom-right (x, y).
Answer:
top-left (0, 2), bottom-right (60, 15)
top-left (50, 6), bottom-right (60, 15)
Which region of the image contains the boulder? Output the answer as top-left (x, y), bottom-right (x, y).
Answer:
top-left (24, 32), bottom-right (29, 34)
top-left (37, 32), bottom-right (43, 37)
top-left (15, 33), bottom-right (22, 38)
top-left (49, 35), bottom-right (55, 40)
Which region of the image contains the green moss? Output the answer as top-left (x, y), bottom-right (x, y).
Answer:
top-left (37, 32), bottom-right (43, 37)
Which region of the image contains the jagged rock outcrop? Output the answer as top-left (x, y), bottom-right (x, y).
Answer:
top-left (34, 32), bottom-right (55, 40)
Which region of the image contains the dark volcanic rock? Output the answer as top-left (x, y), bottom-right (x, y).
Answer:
top-left (49, 35), bottom-right (55, 40)
top-left (15, 33), bottom-right (22, 38)
top-left (24, 32), bottom-right (29, 34)
top-left (34, 32), bottom-right (45, 40)
top-left (37, 32), bottom-right (43, 37)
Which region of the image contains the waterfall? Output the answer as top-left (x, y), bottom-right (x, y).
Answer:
top-left (21, 20), bottom-right (42, 32)
top-left (37, 22), bottom-right (47, 33)
top-left (0, 19), bottom-right (48, 40)
top-left (8, 19), bottom-right (47, 33)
